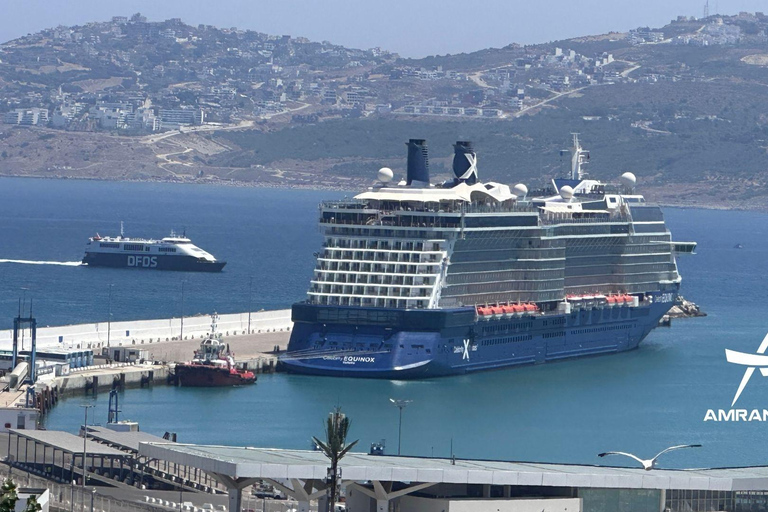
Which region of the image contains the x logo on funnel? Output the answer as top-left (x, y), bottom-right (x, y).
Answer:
top-left (725, 333), bottom-right (768, 406)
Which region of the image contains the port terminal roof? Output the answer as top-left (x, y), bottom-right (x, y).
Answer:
top-left (85, 426), bottom-right (168, 454)
top-left (139, 443), bottom-right (768, 492)
top-left (11, 429), bottom-right (126, 457)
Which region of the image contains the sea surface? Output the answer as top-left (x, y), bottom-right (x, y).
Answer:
top-left (3, 177), bottom-right (768, 469)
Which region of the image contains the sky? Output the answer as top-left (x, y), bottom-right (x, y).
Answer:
top-left (0, 0), bottom-right (766, 57)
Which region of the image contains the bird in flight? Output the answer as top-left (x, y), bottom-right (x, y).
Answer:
top-left (598, 444), bottom-right (701, 471)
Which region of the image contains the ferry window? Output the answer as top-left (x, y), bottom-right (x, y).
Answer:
top-left (123, 244), bottom-right (144, 251)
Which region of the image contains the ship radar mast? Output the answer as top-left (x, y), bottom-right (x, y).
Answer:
top-left (120, 221), bottom-right (125, 239)
top-left (210, 312), bottom-right (219, 337)
top-left (566, 133), bottom-right (590, 180)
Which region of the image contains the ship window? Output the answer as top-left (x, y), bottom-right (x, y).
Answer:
top-left (159, 247), bottom-right (177, 253)
top-left (99, 242), bottom-right (120, 249)
top-left (123, 244), bottom-right (145, 251)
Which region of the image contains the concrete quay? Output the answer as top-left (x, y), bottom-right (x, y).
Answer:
top-left (141, 330), bottom-right (291, 363)
top-left (52, 363), bottom-right (170, 396)
top-left (0, 309), bottom-right (293, 353)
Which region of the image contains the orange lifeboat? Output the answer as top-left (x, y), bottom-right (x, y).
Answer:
top-left (491, 306), bottom-right (504, 316)
top-left (502, 305), bottom-right (515, 316)
top-left (523, 303), bottom-right (538, 313)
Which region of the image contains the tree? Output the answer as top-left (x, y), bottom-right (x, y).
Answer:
top-left (0, 478), bottom-right (43, 512)
top-left (0, 478), bottom-right (19, 512)
top-left (312, 408), bottom-right (358, 512)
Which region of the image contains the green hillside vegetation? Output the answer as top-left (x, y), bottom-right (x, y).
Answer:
top-left (215, 80), bottom-right (768, 194)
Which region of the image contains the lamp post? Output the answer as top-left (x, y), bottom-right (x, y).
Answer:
top-left (20, 287), bottom-right (28, 350)
top-left (389, 398), bottom-right (412, 456)
top-left (180, 280), bottom-right (187, 340)
top-left (107, 284), bottom-right (114, 348)
top-left (247, 276), bottom-right (253, 334)
top-left (80, 404), bottom-right (94, 486)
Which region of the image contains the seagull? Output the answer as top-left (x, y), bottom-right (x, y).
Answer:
top-left (598, 444), bottom-right (701, 470)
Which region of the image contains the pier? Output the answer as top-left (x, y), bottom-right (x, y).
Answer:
top-left (0, 309), bottom-right (295, 421)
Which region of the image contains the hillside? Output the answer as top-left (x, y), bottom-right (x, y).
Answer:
top-left (1, 13), bottom-right (768, 209)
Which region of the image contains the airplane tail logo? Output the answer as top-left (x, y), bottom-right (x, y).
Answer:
top-left (725, 333), bottom-right (768, 406)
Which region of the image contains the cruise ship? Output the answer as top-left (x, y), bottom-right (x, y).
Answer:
top-left (279, 135), bottom-right (695, 379)
top-left (82, 225), bottom-right (226, 272)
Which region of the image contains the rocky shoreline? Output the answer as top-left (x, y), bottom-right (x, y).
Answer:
top-left (659, 296), bottom-right (706, 326)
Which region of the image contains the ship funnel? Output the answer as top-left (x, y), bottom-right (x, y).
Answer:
top-left (406, 139), bottom-right (430, 186)
top-left (453, 140), bottom-right (478, 185)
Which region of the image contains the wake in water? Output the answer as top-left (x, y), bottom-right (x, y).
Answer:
top-left (0, 259), bottom-right (83, 266)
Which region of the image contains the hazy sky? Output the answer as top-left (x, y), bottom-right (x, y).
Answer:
top-left (1, 0), bottom-right (765, 57)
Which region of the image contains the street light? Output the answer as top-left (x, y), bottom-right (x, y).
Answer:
top-left (19, 287), bottom-right (28, 350)
top-left (180, 280), bottom-right (187, 340)
top-left (107, 284), bottom-right (114, 348)
top-left (389, 398), bottom-right (412, 456)
top-left (79, 404), bottom-right (94, 486)
top-left (247, 276), bottom-right (254, 334)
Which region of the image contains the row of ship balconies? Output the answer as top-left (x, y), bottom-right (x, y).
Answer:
top-left (308, 285), bottom-right (433, 298)
top-left (310, 295), bottom-right (430, 309)
top-left (323, 238), bottom-right (445, 252)
top-left (312, 273), bottom-right (435, 286)
top-left (318, 249), bottom-right (444, 264)
top-left (315, 261), bottom-right (440, 274)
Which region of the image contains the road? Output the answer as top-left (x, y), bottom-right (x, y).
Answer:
top-left (468, 71), bottom-right (492, 89)
top-left (510, 86), bottom-right (589, 118)
top-left (140, 120), bottom-right (254, 145)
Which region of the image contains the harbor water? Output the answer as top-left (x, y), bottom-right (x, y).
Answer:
top-left (2, 177), bottom-right (768, 469)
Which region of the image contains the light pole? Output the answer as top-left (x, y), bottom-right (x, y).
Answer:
top-left (107, 284), bottom-right (114, 348)
top-left (180, 280), bottom-right (187, 340)
top-left (247, 276), bottom-right (253, 334)
top-left (20, 287), bottom-right (28, 350)
top-left (389, 398), bottom-right (412, 456)
top-left (80, 404), bottom-right (94, 487)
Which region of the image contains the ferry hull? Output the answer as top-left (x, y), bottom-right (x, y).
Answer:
top-left (280, 289), bottom-right (678, 379)
top-left (82, 252), bottom-right (225, 272)
top-left (175, 364), bottom-right (256, 387)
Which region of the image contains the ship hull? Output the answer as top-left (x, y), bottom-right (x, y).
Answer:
top-left (175, 364), bottom-right (256, 387)
top-left (280, 288), bottom-right (679, 379)
top-left (83, 252), bottom-right (225, 272)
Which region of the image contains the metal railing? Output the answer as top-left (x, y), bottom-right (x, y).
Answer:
top-left (0, 470), bottom-right (312, 512)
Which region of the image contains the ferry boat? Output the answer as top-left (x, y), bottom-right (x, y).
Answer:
top-left (174, 314), bottom-right (256, 387)
top-left (280, 135), bottom-right (696, 379)
top-left (82, 224), bottom-right (226, 272)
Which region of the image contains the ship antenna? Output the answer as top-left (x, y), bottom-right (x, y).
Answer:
top-left (120, 221), bottom-right (124, 239)
top-left (210, 312), bottom-right (219, 335)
